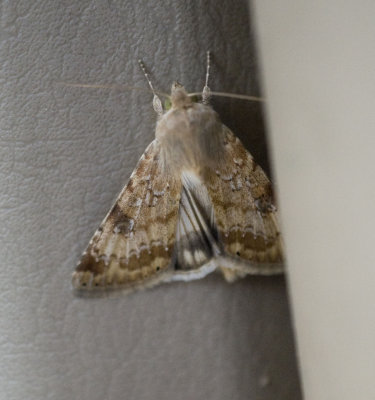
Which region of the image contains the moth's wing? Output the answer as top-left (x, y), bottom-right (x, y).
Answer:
top-left (171, 171), bottom-right (222, 281)
top-left (72, 139), bottom-right (181, 291)
top-left (204, 126), bottom-right (284, 281)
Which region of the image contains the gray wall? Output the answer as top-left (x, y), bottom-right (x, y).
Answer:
top-left (0, 1), bottom-right (301, 399)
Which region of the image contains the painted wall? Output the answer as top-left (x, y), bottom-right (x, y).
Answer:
top-left (0, 1), bottom-right (301, 399)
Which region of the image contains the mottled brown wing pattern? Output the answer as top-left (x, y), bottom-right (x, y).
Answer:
top-left (204, 126), bottom-right (283, 277)
top-left (72, 140), bottom-right (181, 290)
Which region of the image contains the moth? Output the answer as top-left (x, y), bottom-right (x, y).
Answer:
top-left (72, 52), bottom-right (283, 292)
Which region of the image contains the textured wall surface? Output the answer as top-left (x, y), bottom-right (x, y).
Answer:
top-left (0, 1), bottom-right (301, 399)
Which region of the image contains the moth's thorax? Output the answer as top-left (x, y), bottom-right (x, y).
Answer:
top-left (170, 85), bottom-right (193, 109)
top-left (155, 94), bottom-right (226, 174)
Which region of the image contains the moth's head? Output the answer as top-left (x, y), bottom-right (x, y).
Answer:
top-left (170, 81), bottom-right (192, 109)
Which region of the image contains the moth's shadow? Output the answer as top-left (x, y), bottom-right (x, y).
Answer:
top-left (212, 97), bottom-right (272, 178)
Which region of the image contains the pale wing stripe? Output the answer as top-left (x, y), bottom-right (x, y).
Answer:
top-left (181, 188), bottom-right (210, 247)
top-left (181, 184), bottom-right (219, 253)
top-left (178, 191), bottom-right (211, 267)
top-left (176, 196), bottom-right (197, 269)
top-left (184, 194), bottom-right (213, 254)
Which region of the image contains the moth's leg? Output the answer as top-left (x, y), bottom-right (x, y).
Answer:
top-left (202, 50), bottom-right (211, 105)
top-left (219, 267), bottom-right (248, 283)
top-left (138, 59), bottom-right (164, 116)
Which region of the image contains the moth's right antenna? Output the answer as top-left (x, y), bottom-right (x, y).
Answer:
top-left (138, 59), bottom-right (163, 116)
top-left (202, 51), bottom-right (211, 105)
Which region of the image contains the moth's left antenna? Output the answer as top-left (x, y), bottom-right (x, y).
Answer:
top-left (202, 51), bottom-right (211, 105)
top-left (138, 59), bottom-right (163, 116)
